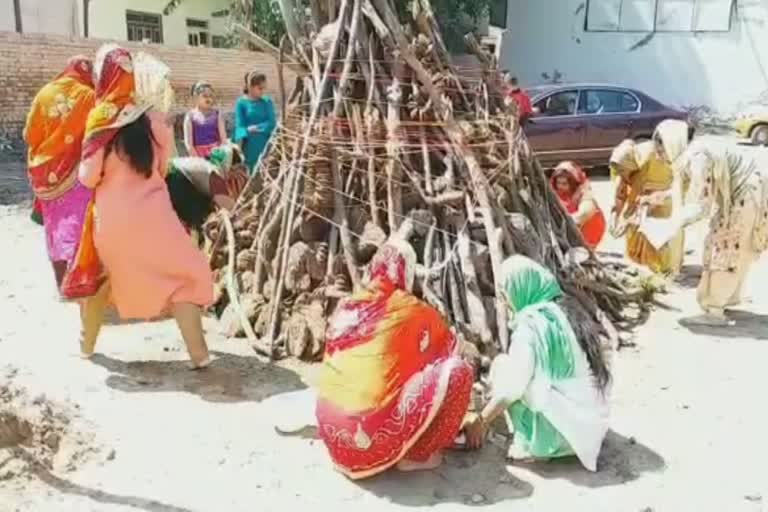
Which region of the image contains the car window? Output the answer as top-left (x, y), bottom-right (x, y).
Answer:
top-left (534, 91), bottom-right (578, 117)
top-left (577, 89), bottom-right (639, 114)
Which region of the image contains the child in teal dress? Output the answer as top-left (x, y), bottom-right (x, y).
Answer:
top-left (233, 72), bottom-right (276, 174)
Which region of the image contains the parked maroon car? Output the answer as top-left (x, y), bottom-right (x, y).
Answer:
top-left (523, 83), bottom-right (688, 168)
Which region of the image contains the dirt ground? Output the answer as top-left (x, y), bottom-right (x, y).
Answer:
top-left (0, 160), bottom-right (766, 512)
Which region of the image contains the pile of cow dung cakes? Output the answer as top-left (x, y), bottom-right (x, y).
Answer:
top-left (202, 0), bottom-right (656, 362)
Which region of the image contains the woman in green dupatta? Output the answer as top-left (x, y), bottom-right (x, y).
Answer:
top-left (463, 255), bottom-right (611, 471)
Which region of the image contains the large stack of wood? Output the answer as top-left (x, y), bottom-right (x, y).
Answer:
top-left (203, 0), bottom-right (654, 362)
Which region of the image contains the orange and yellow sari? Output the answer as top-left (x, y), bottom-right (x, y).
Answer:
top-left (315, 238), bottom-right (473, 480)
top-left (24, 56), bottom-right (95, 288)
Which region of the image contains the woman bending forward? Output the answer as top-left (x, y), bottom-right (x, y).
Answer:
top-left (654, 120), bottom-right (768, 326)
top-left (315, 236), bottom-right (474, 479)
top-left (463, 255), bottom-right (611, 471)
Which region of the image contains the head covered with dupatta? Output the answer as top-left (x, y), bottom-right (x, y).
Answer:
top-left (24, 55), bottom-right (95, 201)
top-left (82, 45), bottom-right (152, 160)
top-left (499, 254), bottom-right (611, 390)
top-left (551, 161), bottom-right (589, 208)
top-left (368, 235), bottom-right (418, 292)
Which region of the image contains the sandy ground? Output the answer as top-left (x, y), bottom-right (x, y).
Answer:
top-left (1, 160), bottom-right (767, 512)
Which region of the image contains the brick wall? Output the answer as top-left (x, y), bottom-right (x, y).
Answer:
top-left (0, 31), bottom-right (294, 141)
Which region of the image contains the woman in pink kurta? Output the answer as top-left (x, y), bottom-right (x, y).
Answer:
top-left (79, 112), bottom-right (213, 318)
top-left (76, 45), bottom-right (213, 368)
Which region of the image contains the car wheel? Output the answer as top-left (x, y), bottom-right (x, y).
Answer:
top-left (751, 125), bottom-right (768, 146)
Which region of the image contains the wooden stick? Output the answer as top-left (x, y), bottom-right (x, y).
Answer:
top-left (234, 24), bottom-right (307, 73)
top-left (263, 0), bottom-right (352, 351)
top-left (220, 210), bottom-right (270, 360)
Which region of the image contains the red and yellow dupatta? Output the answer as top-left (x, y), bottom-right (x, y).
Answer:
top-left (61, 46), bottom-right (148, 299)
top-left (315, 239), bottom-right (459, 479)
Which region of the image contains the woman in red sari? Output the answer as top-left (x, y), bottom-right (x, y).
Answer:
top-left (315, 236), bottom-right (474, 480)
top-left (551, 161), bottom-right (606, 249)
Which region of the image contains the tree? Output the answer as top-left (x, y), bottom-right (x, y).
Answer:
top-left (163, 0), bottom-right (492, 50)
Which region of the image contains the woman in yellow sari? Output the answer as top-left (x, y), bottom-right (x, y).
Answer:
top-left (609, 135), bottom-right (686, 275)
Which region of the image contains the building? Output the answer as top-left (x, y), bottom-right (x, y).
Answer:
top-left (1, 0), bottom-right (231, 48)
top-left (496, 0), bottom-right (767, 113)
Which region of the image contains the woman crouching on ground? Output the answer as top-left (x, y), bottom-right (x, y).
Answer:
top-left (463, 255), bottom-right (611, 471)
top-left (315, 232), bottom-right (474, 479)
top-left (77, 45), bottom-right (213, 368)
top-left (550, 161), bottom-right (606, 249)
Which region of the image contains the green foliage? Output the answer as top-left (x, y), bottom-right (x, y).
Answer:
top-left (409, 0), bottom-right (493, 52)
top-left (249, 0), bottom-right (286, 46)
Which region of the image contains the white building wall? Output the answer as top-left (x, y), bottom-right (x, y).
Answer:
top-left (0, 0), bottom-right (80, 35)
top-left (499, 0), bottom-right (768, 113)
top-left (0, 0), bottom-right (15, 32)
top-left (89, 0), bottom-right (230, 46)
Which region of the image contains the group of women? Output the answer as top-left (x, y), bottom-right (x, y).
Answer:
top-left (551, 121), bottom-right (768, 326)
top-left (24, 45), bottom-right (276, 367)
top-left (317, 117), bottom-right (768, 479)
top-left (26, 45), bottom-right (768, 482)
top-left (315, 236), bottom-right (611, 478)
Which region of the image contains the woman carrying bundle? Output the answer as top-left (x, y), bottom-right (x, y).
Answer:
top-left (166, 143), bottom-right (249, 244)
top-left (24, 56), bottom-right (96, 292)
top-left (315, 235), bottom-right (474, 479)
top-left (463, 255), bottom-right (611, 471)
top-left (609, 133), bottom-right (687, 275)
top-left (653, 120), bottom-right (768, 326)
top-left (76, 45), bottom-right (213, 367)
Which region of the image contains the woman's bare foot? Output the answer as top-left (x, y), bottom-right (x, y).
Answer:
top-left (79, 337), bottom-right (96, 359)
top-left (686, 313), bottom-right (735, 327)
top-left (507, 442), bottom-right (538, 463)
top-left (188, 356), bottom-right (212, 371)
top-left (396, 451), bottom-right (443, 472)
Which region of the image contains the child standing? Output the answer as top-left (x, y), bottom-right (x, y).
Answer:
top-left (233, 72), bottom-right (276, 174)
top-left (183, 81), bottom-right (227, 159)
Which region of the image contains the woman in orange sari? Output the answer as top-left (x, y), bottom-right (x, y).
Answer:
top-left (550, 161), bottom-right (606, 249)
top-left (24, 56), bottom-right (95, 289)
top-left (315, 236), bottom-right (474, 479)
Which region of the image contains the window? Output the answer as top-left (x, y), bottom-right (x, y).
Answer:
top-left (186, 18), bottom-right (210, 47)
top-left (489, 0), bottom-right (507, 28)
top-left (585, 0), bottom-right (734, 32)
top-left (126, 11), bottom-right (163, 44)
top-left (212, 35), bottom-right (229, 48)
top-left (535, 91), bottom-right (579, 117)
top-left (578, 90), bottom-right (639, 114)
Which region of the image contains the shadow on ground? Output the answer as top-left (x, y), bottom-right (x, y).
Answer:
top-left (359, 430), bottom-right (664, 507)
top-left (524, 430), bottom-right (665, 488)
top-left (360, 442), bottom-right (533, 507)
top-left (679, 311), bottom-right (768, 340)
top-left (674, 264), bottom-right (703, 289)
top-left (13, 448), bottom-right (194, 512)
top-left (89, 351), bottom-right (305, 403)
